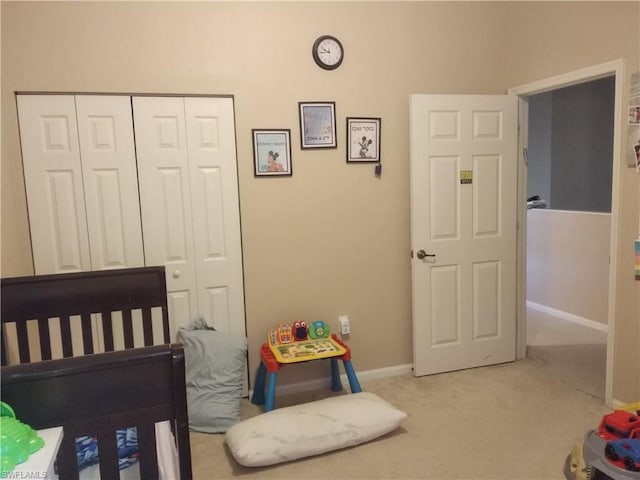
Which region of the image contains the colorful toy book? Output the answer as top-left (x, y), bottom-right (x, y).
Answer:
top-left (267, 320), bottom-right (346, 364)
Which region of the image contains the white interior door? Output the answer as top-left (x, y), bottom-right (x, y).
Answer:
top-left (18, 95), bottom-right (91, 274)
top-left (75, 95), bottom-right (144, 270)
top-left (410, 94), bottom-right (518, 376)
top-left (134, 96), bottom-right (246, 337)
top-left (133, 96), bottom-right (199, 334)
top-left (184, 97), bottom-right (246, 336)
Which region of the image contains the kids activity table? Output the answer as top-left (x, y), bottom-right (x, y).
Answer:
top-left (251, 333), bottom-right (362, 412)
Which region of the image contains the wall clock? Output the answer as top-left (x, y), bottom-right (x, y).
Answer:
top-left (312, 35), bottom-right (344, 70)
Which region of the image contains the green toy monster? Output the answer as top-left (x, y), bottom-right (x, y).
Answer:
top-left (0, 402), bottom-right (44, 474)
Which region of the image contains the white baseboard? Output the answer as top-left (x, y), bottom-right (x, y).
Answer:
top-left (526, 301), bottom-right (608, 333)
top-left (249, 363), bottom-right (413, 399)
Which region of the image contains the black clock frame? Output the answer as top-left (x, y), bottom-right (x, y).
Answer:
top-left (312, 35), bottom-right (344, 70)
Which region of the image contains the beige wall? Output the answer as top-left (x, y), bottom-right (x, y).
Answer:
top-left (527, 210), bottom-right (610, 325)
top-left (2, 2), bottom-right (638, 400)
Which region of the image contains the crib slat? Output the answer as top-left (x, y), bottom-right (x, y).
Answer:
top-left (137, 423), bottom-right (159, 478)
top-left (96, 427), bottom-right (120, 479)
top-left (173, 345), bottom-right (192, 479)
top-left (16, 321), bottom-right (30, 364)
top-left (162, 308), bottom-right (170, 344)
top-left (80, 313), bottom-right (94, 355)
top-left (37, 317), bottom-right (52, 361)
top-left (56, 433), bottom-right (80, 480)
top-left (60, 315), bottom-right (73, 358)
top-left (101, 310), bottom-right (115, 352)
top-left (1, 326), bottom-right (6, 366)
top-left (122, 310), bottom-right (134, 349)
top-left (142, 308), bottom-right (154, 346)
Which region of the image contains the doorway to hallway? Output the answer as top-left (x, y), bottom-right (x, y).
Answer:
top-left (510, 59), bottom-right (624, 407)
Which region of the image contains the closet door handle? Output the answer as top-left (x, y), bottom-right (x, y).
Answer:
top-left (416, 250), bottom-right (436, 260)
top-left (172, 270), bottom-right (181, 279)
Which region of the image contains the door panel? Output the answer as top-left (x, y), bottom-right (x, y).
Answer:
top-left (431, 265), bottom-right (460, 346)
top-left (75, 95), bottom-right (144, 270)
top-left (473, 155), bottom-right (500, 236)
top-left (17, 95), bottom-right (90, 274)
top-left (411, 94), bottom-right (517, 376)
top-left (430, 156), bottom-right (459, 239)
top-left (134, 96), bottom-right (245, 337)
top-left (133, 96), bottom-right (198, 334)
top-left (184, 97), bottom-right (246, 336)
top-left (472, 261), bottom-right (500, 339)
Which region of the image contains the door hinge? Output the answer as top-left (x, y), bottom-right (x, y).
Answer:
top-left (523, 147), bottom-right (528, 166)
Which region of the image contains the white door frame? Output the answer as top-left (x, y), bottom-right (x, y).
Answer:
top-left (509, 58), bottom-right (624, 407)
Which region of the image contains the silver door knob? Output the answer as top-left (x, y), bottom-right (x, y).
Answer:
top-left (416, 250), bottom-right (436, 259)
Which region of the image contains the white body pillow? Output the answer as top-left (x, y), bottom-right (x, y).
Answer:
top-left (224, 392), bottom-right (406, 467)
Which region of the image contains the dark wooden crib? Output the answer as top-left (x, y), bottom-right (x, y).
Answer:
top-left (0, 266), bottom-right (192, 479)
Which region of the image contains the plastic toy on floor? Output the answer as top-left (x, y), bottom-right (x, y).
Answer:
top-left (605, 435), bottom-right (640, 472)
top-left (599, 406), bottom-right (640, 473)
top-left (598, 409), bottom-right (640, 441)
top-left (565, 402), bottom-right (640, 480)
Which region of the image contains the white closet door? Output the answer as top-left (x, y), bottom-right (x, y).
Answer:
top-left (75, 95), bottom-right (144, 270)
top-left (133, 96), bottom-right (198, 333)
top-left (184, 97), bottom-right (246, 335)
top-left (18, 95), bottom-right (91, 274)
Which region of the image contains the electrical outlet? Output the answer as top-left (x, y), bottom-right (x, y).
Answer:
top-left (338, 315), bottom-right (350, 335)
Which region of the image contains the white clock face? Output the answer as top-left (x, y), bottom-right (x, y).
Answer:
top-left (313, 35), bottom-right (343, 70)
top-left (317, 38), bottom-right (342, 66)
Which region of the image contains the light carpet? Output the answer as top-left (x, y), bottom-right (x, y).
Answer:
top-left (189, 356), bottom-right (609, 480)
top-left (527, 343), bottom-right (606, 400)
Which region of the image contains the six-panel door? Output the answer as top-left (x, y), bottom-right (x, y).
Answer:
top-left (410, 94), bottom-right (518, 376)
top-left (133, 96), bottom-right (246, 336)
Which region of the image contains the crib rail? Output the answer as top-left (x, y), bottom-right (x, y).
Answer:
top-left (1, 344), bottom-right (192, 479)
top-left (1, 267), bottom-right (170, 366)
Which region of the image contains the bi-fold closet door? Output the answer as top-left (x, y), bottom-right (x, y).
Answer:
top-left (18, 95), bottom-right (144, 274)
top-left (18, 94), bottom-right (245, 338)
top-left (133, 96), bottom-right (246, 336)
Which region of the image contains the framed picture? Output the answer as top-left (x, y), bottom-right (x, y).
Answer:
top-left (346, 117), bottom-right (381, 163)
top-left (252, 129), bottom-right (292, 177)
top-left (299, 102), bottom-right (337, 149)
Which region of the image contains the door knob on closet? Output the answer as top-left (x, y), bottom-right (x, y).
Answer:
top-left (416, 250), bottom-right (436, 260)
top-left (172, 270), bottom-right (181, 279)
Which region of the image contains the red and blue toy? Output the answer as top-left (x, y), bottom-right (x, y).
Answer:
top-left (597, 405), bottom-right (640, 472)
top-left (597, 409), bottom-right (640, 441)
top-left (604, 435), bottom-right (640, 472)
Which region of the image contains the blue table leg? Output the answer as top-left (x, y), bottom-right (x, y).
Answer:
top-left (343, 360), bottom-right (362, 393)
top-left (330, 358), bottom-right (343, 392)
top-left (251, 362), bottom-right (267, 405)
top-left (264, 371), bottom-right (278, 412)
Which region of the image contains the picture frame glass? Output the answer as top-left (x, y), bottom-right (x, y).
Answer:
top-left (347, 118), bottom-right (380, 163)
top-left (300, 102), bottom-right (337, 149)
top-left (253, 130), bottom-right (292, 176)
